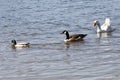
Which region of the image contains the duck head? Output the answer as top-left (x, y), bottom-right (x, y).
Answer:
top-left (11, 40), bottom-right (17, 45)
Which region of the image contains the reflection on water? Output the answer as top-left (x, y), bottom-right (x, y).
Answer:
top-left (97, 32), bottom-right (112, 38)
top-left (62, 53), bottom-right (71, 65)
top-left (65, 40), bottom-right (85, 49)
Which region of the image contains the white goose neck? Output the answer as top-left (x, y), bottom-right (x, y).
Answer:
top-left (96, 22), bottom-right (101, 32)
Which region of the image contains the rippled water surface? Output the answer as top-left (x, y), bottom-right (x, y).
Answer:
top-left (0, 0), bottom-right (120, 80)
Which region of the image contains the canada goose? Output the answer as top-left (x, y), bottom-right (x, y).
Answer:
top-left (61, 30), bottom-right (87, 42)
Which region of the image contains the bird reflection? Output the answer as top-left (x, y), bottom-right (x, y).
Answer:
top-left (97, 32), bottom-right (112, 38)
top-left (65, 40), bottom-right (85, 49)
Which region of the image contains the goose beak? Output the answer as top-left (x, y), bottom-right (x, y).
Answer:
top-left (60, 31), bottom-right (65, 34)
top-left (93, 22), bottom-right (96, 27)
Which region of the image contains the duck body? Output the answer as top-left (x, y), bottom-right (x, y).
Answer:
top-left (61, 30), bottom-right (87, 42)
top-left (93, 18), bottom-right (114, 33)
top-left (11, 40), bottom-right (30, 48)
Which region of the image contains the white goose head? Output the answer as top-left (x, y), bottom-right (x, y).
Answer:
top-left (93, 20), bottom-right (101, 33)
top-left (93, 20), bottom-right (101, 27)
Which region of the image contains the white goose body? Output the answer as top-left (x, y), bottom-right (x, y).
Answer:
top-left (93, 18), bottom-right (113, 33)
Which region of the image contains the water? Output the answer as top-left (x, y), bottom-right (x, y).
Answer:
top-left (0, 0), bottom-right (120, 80)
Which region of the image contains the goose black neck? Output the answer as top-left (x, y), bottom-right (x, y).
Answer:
top-left (65, 31), bottom-right (69, 39)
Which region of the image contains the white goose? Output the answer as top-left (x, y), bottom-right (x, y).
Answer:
top-left (93, 18), bottom-right (114, 33)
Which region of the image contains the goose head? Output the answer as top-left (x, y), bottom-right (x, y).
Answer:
top-left (93, 20), bottom-right (102, 33)
top-left (61, 30), bottom-right (68, 34)
top-left (93, 20), bottom-right (100, 27)
top-left (61, 30), bottom-right (70, 39)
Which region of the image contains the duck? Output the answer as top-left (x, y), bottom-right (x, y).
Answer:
top-left (11, 40), bottom-right (30, 48)
top-left (61, 30), bottom-right (87, 42)
top-left (93, 18), bottom-right (114, 33)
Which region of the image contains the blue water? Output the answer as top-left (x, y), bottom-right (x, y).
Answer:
top-left (0, 0), bottom-right (120, 80)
